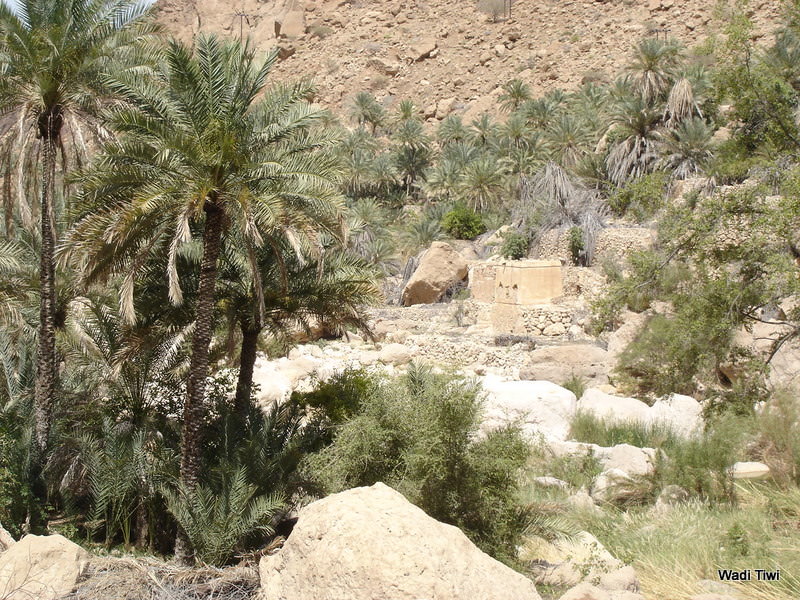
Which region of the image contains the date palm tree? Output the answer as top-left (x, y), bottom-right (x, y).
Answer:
top-left (0, 0), bottom-right (156, 491)
top-left (218, 239), bottom-right (379, 420)
top-left (67, 35), bottom-right (344, 560)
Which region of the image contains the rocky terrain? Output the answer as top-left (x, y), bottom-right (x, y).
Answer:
top-left (154, 0), bottom-right (784, 117)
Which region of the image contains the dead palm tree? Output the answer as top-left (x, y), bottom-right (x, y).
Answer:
top-left (66, 35), bottom-right (345, 560)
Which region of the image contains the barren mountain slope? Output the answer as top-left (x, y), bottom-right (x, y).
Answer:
top-left (154, 0), bottom-right (783, 118)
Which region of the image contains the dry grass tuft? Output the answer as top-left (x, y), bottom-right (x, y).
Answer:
top-left (66, 556), bottom-right (260, 600)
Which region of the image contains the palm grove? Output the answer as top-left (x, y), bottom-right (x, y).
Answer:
top-left (3, 0), bottom-right (800, 568)
top-left (0, 0), bottom-right (382, 562)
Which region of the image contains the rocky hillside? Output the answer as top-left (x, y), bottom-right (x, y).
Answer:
top-left (154, 0), bottom-right (783, 118)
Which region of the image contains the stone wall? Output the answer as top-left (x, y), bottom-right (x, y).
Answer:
top-left (469, 301), bottom-right (575, 337)
top-left (535, 226), bottom-right (655, 265)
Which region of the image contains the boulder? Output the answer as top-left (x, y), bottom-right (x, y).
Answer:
top-left (0, 534), bottom-right (89, 600)
top-left (0, 523), bottom-right (14, 552)
top-left (408, 37), bottom-right (437, 61)
top-left (259, 483), bottom-right (542, 600)
top-left (653, 484), bottom-right (690, 513)
top-left (606, 311), bottom-right (648, 363)
top-left (401, 242), bottom-right (468, 306)
top-left (577, 389), bottom-right (651, 424)
top-left (730, 461), bottom-right (771, 480)
top-left (367, 56), bottom-right (402, 76)
top-left (566, 489), bottom-right (601, 513)
top-left (378, 343), bottom-right (413, 365)
top-left (649, 393), bottom-right (703, 438)
top-left (435, 97), bottom-right (457, 119)
top-left (527, 532), bottom-right (622, 588)
top-left (520, 344), bottom-right (611, 387)
top-left (252, 363), bottom-right (296, 405)
top-left (591, 468), bottom-right (635, 504)
top-left (533, 476), bottom-right (569, 490)
top-left (598, 566), bottom-right (640, 592)
top-left (559, 584), bottom-right (611, 600)
top-left (597, 444), bottom-right (655, 477)
top-left (275, 9), bottom-right (305, 39)
top-left (481, 377), bottom-right (577, 441)
top-left (548, 441), bottom-right (655, 476)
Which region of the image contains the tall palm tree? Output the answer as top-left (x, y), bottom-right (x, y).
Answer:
top-left (658, 117), bottom-right (714, 179)
top-left (392, 118), bottom-right (432, 196)
top-left (546, 114), bottom-right (592, 168)
top-left (626, 38), bottom-right (681, 105)
top-left (606, 94), bottom-right (663, 186)
top-left (0, 0), bottom-right (156, 481)
top-left (457, 155), bottom-right (507, 212)
top-left (67, 35), bottom-right (344, 559)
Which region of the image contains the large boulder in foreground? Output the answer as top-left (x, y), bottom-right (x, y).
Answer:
top-left (402, 242), bottom-right (468, 306)
top-left (259, 483), bottom-right (542, 600)
top-left (0, 534), bottom-right (89, 600)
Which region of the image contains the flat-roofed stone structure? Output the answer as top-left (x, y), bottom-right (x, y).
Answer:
top-left (468, 260), bottom-right (568, 336)
top-left (469, 260), bottom-right (563, 305)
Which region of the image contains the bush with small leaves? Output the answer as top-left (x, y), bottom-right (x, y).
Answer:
top-left (501, 231), bottom-right (529, 260)
top-left (303, 365), bottom-right (530, 563)
top-left (608, 171), bottom-right (669, 221)
top-left (440, 204), bottom-right (487, 240)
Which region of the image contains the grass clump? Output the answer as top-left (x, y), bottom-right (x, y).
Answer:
top-left (570, 411), bottom-right (679, 449)
top-left (575, 484), bottom-right (800, 600)
top-left (561, 374), bottom-right (587, 399)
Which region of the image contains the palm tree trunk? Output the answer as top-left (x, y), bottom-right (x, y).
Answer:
top-left (175, 201), bottom-right (224, 562)
top-left (233, 323), bottom-right (260, 421)
top-left (33, 115), bottom-right (60, 468)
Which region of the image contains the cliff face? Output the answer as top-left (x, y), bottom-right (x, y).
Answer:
top-left (153, 0), bottom-right (783, 117)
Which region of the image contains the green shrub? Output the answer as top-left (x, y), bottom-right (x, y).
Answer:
top-left (568, 226), bottom-right (585, 266)
top-left (291, 368), bottom-right (377, 425)
top-left (590, 251), bottom-right (689, 334)
top-left (0, 416), bottom-right (34, 539)
top-left (609, 171), bottom-right (669, 222)
top-left (708, 139), bottom-right (773, 185)
top-left (440, 204), bottom-right (487, 240)
top-left (303, 364), bottom-right (530, 562)
top-left (501, 231), bottom-right (529, 260)
top-left (653, 414), bottom-right (750, 503)
top-left (755, 390), bottom-right (800, 485)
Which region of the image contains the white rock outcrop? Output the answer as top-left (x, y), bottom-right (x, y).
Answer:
top-left (0, 534), bottom-right (89, 600)
top-left (577, 389), bottom-right (703, 439)
top-left (649, 393), bottom-right (703, 438)
top-left (591, 468), bottom-right (635, 503)
top-left (259, 483), bottom-right (542, 600)
top-left (481, 377), bottom-right (577, 441)
top-left (578, 389), bottom-right (651, 423)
